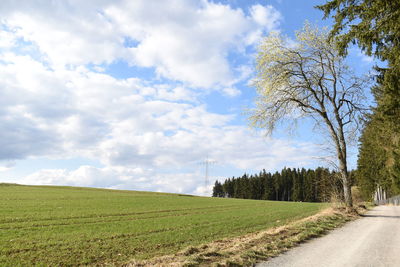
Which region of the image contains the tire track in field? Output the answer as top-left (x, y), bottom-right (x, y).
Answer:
top-left (0, 204), bottom-right (246, 224)
top-left (0, 205), bottom-right (249, 230)
top-left (1, 201), bottom-right (277, 227)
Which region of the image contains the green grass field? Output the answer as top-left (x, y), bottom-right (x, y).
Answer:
top-left (0, 184), bottom-right (327, 266)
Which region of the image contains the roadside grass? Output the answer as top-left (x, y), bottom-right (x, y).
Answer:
top-left (1, 184), bottom-right (327, 266)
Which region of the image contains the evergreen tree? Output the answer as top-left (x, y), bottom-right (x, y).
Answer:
top-left (272, 172), bottom-right (281, 201)
top-left (292, 168), bottom-right (301, 201)
top-left (212, 181), bottom-right (224, 197)
top-left (304, 169), bottom-right (316, 202)
top-left (262, 171), bottom-right (274, 200)
top-left (224, 178), bottom-right (235, 198)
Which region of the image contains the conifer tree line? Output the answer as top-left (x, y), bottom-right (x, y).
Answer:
top-left (212, 167), bottom-right (351, 202)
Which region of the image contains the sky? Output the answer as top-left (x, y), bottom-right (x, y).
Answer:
top-left (0, 0), bottom-right (376, 195)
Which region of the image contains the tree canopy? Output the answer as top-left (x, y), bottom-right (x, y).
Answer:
top-left (317, 0), bottom-right (400, 62)
top-left (250, 23), bottom-right (369, 207)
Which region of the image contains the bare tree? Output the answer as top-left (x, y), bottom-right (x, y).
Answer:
top-left (250, 24), bottom-right (369, 207)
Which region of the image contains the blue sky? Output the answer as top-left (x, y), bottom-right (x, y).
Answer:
top-left (0, 0), bottom-right (375, 195)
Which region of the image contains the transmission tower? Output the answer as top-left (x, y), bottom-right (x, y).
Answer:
top-left (200, 156), bottom-right (216, 195)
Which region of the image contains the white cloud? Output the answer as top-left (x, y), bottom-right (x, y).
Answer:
top-left (0, 1), bottom-right (122, 67)
top-left (154, 85), bottom-right (198, 102)
top-left (19, 166), bottom-right (201, 194)
top-left (0, 166), bottom-right (11, 172)
top-left (108, 0), bottom-right (250, 87)
top-left (250, 4), bottom-right (282, 30)
top-left (349, 47), bottom-right (375, 65)
top-left (0, 51), bottom-right (320, 194)
top-left (0, 0), bottom-right (281, 88)
top-left (0, 28), bottom-right (17, 49)
top-left (357, 51), bottom-right (374, 63)
top-left (222, 87), bottom-right (242, 97)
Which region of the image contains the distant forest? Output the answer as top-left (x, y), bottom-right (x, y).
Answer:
top-left (212, 167), bottom-right (355, 202)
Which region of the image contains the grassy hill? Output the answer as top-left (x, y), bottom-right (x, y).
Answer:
top-left (0, 184), bottom-right (327, 266)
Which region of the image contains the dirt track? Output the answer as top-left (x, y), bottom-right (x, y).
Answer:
top-left (257, 205), bottom-right (400, 267)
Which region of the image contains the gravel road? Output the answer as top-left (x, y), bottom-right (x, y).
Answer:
top-left (257, 205), bottom-right (400, 267)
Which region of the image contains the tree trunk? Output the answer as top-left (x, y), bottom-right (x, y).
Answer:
top-left (338, 132), bottom-right (353, 208)
top-left (338, 150), bottom-right (352, 207)
top-left (327, 115), bottom-right (353, 207)
top-left (341, 171), bottom-right (352, 207)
